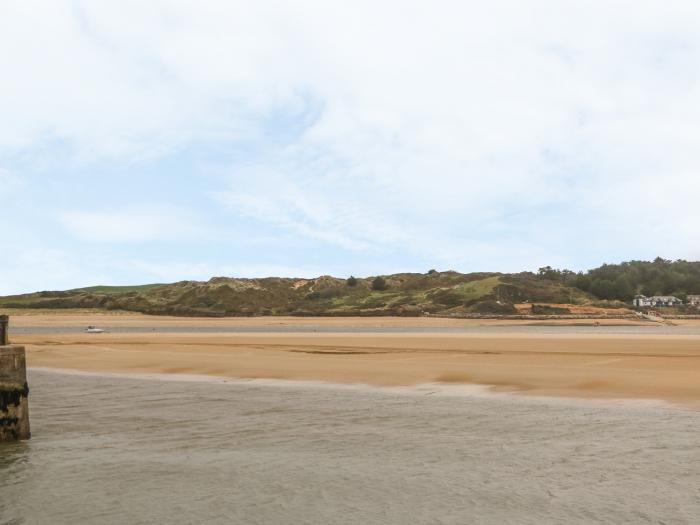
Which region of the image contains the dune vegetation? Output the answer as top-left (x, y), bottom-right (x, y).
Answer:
top-left (2, 259), bottom-right (698, 317)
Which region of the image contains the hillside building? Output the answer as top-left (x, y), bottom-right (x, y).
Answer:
top-left (633, 295), bottom-right (683, 307)
top-left (686, 295), bottom-right (700, 306)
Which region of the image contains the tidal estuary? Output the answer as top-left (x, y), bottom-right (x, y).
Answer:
top-left (1, 369), bottom-right (698, 524)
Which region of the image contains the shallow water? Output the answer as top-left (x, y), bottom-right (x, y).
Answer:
top-left (1, 370), bottom-right (698, 524)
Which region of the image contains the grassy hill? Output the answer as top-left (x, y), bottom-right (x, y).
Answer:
top-left (8, 258), bottom-right (698, 317)
top-left (0, 270), bottom-right (600, 317)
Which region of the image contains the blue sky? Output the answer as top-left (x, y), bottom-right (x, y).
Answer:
top-left (2, 1), bottom-right (700, 295)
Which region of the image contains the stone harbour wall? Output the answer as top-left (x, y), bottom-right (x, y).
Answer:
top-left (0, 345), bottom-right (30, 441)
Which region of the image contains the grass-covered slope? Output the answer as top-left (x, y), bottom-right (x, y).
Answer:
top-left (4, 259), bottom-right (697, 317)
top-left (0, 271), bottom-right (599, 317)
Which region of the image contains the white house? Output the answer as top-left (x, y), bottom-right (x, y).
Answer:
top-left (633, 295), bottom-right (651, 307)
top-left (633, 295), bottom-right (683, 307)
top-left (686, 295), bottom-right (700, 306)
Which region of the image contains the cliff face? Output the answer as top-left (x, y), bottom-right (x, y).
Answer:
top-left (0, 346), bottom-right (30, 441)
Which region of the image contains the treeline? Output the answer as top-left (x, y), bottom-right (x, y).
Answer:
top-left (537, 258), bottom-right (700, 302)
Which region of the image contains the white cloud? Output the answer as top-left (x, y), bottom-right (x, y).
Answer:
top-left (1, 0), bottom-right (700, 276)
top-left (214, 168), bottom-right (413, 251)
top-left (203, 1), bottom-right (700, 265)
top-left (59, 207), bottom-right (199, 243)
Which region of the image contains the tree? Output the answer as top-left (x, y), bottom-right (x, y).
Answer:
top-left (574, 273), bottom-right (591, 291)
top-left (371, 276), bottom-right (388, 291)
top-left (581, 258), bottom-right (700, 302)
top-left (346, 276), bottom-right (358, 287)
top-left (428, 269), bottom-right (437, 275)
top-left (537, 266), bottom-right (562, 281)
top-left (611, 275), bottom-right (634, 300)
top-left (590, 279), bottom-right (615, 300)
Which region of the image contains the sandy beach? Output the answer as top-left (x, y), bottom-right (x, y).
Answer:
top-left (7, 313), bottom-right (699, 405)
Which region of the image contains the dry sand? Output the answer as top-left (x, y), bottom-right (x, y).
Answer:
top-left (8, 313), bottom-right (699, 405)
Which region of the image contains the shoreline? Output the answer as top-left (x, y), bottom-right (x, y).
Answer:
top-left (4, 309), bottom-right (700, 324)
top-left (29, 366), bottom-right (683, 411)
top-left (3, 311), bottom-right (677, 327)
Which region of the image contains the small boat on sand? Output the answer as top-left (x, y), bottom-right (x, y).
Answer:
top-left (85, 326), bottom-right (105, 333)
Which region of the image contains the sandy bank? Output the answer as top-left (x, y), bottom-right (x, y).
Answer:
top-left (10, 315), bottom-right (699, 406)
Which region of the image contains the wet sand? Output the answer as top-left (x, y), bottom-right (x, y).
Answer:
top-left (10, 314), bottom-right (700, 405)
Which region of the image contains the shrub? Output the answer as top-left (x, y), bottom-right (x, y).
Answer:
top-left (470, 300), bottom-right (517, 314)
top-left (371, 276), bottom-right (388, 291)
top-left (429, 289), bottom-right (464, 307)
top-left (346, 276), bottom-right (358, 287)
top-left (531, 304), bottom-right (571, 315)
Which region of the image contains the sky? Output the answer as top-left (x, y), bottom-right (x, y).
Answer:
top-left (2, 1), bottom-right (700, 295)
